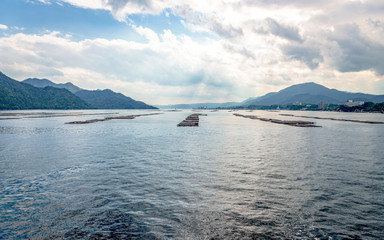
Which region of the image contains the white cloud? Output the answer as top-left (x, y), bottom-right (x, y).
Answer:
top-left (38, 0), bottom-right (51, 3)
top-left (59, 0), bottom-right (384, 76)
top-left (3, 0), bottom-right (384, 103)
top-left (2, 27), bottom-right (383, 105)
top-left (0, 31), bottom-right (249, 103)
top-left (56, 0), bottom-right (104, 9)
top-left (133, 25), bottom-right (159, 43)
top-left (0, 24), bottom-right (8, 30)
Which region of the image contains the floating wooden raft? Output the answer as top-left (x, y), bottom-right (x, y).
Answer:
top-left (65, 113), bottom-right (162, 124)
top-left (279, 114), bottom-right (384, 124)
top-left (177, 113), bottom-right (207, 127)
top-left (234, 113), bottom-right (321, 127)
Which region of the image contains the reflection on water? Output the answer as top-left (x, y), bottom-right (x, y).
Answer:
top-left (0, 110), bottom-right (383, 239)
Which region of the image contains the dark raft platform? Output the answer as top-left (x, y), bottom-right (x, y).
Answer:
top-left (280, 113), bottom-right (384, 125)
top-left (234, 113), bottom-right (321, 127)
top-left (65, 113), bottom-right (162, 124)
top-left (177, 113), bottom-right (207, 127)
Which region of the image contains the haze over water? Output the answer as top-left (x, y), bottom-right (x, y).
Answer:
top-left (0, 110), bottom-right (383, 239)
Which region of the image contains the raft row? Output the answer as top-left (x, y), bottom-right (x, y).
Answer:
top-left (65, 113), bottom-right (162, 124)
top-left (234, 113), bottom-right (321, 127)
top-left (177, 113), bottom-right (207, 127)
top-left (279, 114), bottom-right (384, 124)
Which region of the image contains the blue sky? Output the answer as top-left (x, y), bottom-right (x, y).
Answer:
top-left (0, 0), bottom-right (189, 41)
top-left (1, 0), bottom-right (384, 104)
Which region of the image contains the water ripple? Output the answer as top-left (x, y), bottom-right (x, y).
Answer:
top-left (1, 110), bottom-right (384, 239)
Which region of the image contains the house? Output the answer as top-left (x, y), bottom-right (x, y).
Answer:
top-left (344, 100), bottom-right (364, 107)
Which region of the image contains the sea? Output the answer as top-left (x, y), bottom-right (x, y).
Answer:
top-left (0, 110), bottom-right (383, 239)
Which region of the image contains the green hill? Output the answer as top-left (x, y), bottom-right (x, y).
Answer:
top-left (76, 89), bottom-right (157, 109)
top-left (23, 78), bottom-right (157, 109)
top-left (23, 78), bottom-right (82, 93)
top-left (0, 72), bottom-right (90, 110)
top-left (244, 82), bottom-right (384, 106)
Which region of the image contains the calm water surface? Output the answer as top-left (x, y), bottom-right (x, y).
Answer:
top-left (0, 110), bottom-right (383, 239)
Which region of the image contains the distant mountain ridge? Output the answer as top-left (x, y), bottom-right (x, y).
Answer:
top-left (243, 82), bottom-right (384, 106)
top-left (156, 97), bottom-right (258, 109)
top-left (23, 78), bottom-right (82, 93)
top-left (0, 72), bottom-right (90, 110)
top-left (76, 89), bottom-right (156, 109)
top-left (22, 78), bottom-right (156, 109)
top-left (157, 82), bottom-right (384, 109)
top-left (3, 73), bottom-right (382, 110)
top-left (156, 102), bottom-right (240, 109)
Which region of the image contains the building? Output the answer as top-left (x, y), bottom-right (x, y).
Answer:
top-left (344, 100), bottom-right (364, 107)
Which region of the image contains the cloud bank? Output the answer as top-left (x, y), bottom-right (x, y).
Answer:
top-left (1, 0), bottom-right (384, 103)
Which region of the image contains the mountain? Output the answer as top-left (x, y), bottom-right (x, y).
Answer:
top-left (156, 101), bottom-right (240, 109)
top-left (23, 78), bottom-right (82, 93)
top-left (156, 82), bottom-right (384, 109)
top-left (76, 89), bottom-right (156, 109)
top-left (239, 97), bottom-right (259, 106)
top-left (22, 78), bottom-right (156, 109)
top-left (0, 72), bottom-right (90, 110)
top-left (243, 82), bottom-right (384, 106)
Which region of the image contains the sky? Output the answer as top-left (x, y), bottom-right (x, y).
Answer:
top-left (1, 0), bottom-right (384, 104)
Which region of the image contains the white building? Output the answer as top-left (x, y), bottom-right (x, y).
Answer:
top-left (344, 100), bottom-right (364, 107)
